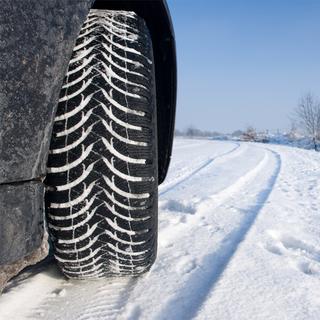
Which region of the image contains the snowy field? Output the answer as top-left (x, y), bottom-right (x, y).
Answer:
top-left (1, 139), bottom-right (320, 320)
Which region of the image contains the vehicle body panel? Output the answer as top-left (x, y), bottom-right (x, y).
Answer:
top-left (0, 182), bottom-right (44, 265)
top-left (0, 0), bottom-right (94, 184)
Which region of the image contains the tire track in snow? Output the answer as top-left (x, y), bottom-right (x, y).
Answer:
top-left (77, 278), bottom-right (137, 320)
top-left (173, 140), bottom-right (208, 150)
top-left (157, 145), bottom-right (266, 248)
top-left (194, 147), bottom-right (270, 213)
top-left (154, 149), bottom-right (282, 320)
top-left (30, 275), bottom-right (137, 320)
top-left (159, 142), bottom-right (241, 196)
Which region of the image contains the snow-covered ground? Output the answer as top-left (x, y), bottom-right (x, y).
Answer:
top-left (1, 139), bottom-right (320, 320)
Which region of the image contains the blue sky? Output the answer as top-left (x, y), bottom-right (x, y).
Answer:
top-left (167, 0), bottom-right (320, 133)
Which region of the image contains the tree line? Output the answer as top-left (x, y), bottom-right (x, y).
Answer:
top-left (176, 93), bottom-right (320, 151)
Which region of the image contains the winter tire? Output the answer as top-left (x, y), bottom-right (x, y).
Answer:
top-left (45, 9), bottom-right (158, 279)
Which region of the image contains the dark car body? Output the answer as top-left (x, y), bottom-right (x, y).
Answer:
top-left (0, 0), bottom-right (176, 267)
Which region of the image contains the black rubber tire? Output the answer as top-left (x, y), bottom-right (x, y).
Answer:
top-left (45, 9), bottom-right (158, 279)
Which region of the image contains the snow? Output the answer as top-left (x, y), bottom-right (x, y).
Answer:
top-left (1, 139), bottom-right (320, 320)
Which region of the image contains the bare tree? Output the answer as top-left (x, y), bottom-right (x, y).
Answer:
top-left (241, 126), bottom-right (257, 142)
top-left (185, 126), bottom-right (194, 137)
top-left (185, 126), bottom-right (201, 138)
top-left (288, 120), bottom-right (299, 141)
top-left (295, 93), bottom-right (320, 151)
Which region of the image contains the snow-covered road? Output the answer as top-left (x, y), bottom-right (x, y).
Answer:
top-left (1, 139), bottom-right (320, 320)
